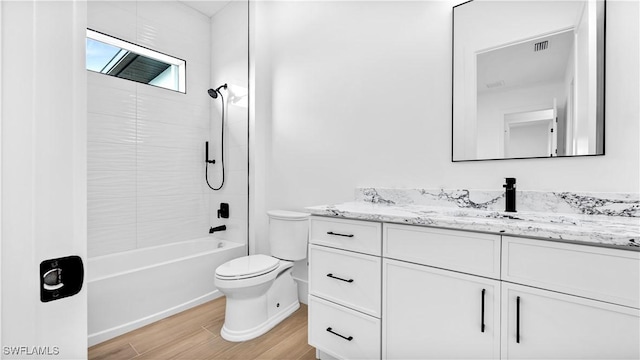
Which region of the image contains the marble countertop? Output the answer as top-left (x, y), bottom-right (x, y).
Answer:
top-left (306, 202), bottom-right (640, 250)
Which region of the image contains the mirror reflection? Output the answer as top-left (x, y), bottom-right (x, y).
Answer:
top-left (453, 0), bottom-right (605, 161)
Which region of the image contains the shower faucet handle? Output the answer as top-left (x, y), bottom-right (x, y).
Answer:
top-left (218, 203), bottom-right (229, 219)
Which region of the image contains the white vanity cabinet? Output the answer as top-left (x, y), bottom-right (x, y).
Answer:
top-left (383, 258), bottom-right (501, 359)
top-left (501, 282), bottom-right (640, 360)
top-left (308, 217), bottom-right (382, 360)
top-left (308, 217), bottom-right (640, 360)
top-left (383, 224), bottom-right (502, 359)
top-left (501, 236), bottom-right (640, 359)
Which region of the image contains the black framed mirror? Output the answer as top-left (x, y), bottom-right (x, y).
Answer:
top-left (452, 0), bottom-right (605, 161)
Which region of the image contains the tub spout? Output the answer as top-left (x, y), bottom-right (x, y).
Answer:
top-left (209, 225), bottom-right (227, 234)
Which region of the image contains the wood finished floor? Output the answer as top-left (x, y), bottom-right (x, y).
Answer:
top-left (88, 297), bottom-right (316, 360)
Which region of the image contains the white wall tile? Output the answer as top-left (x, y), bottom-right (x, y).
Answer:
top-left (88, 83), bottom-right (137, 118)
top-left (185, 61), bottom-right (215, 100)
top-left (136, 216), bottom-right (208, 249)
top-left (136, 91), bottom-right (209, 129)
top-left (137, 144), bottom-right (202, 173)
top-left (137, 120), bottom-right (207, 149)
top-left (137, 169), bottom-right (206, 197)
top-left (88, 113), bottom-right (137, 145)
top-left (88, 196), bottom-right (136, 228)
top-left (136, 0), bottom-right (209, 38)
top-left (205, 168), bottom-right (247, 197)
top-left (88, 142), bottom-right (136, 172)
top-left (88, 222), bottom-right (137, 258)
top-left (88, 170), bottom-right (136, 199)
top-left (225, 145), bottom-right (248, 172)
top-left (87, 1), bottom-right (137, 43)
top-left (225, 105), bottom-right (249, 148)
top-left (136, 17), bottom-right (209, 66)
top-left (137, 194), bottom-right (207, 223)
top-left (208, 217), bottom-right (248, 245)
top-left (136, 71), bottom-right (210, 107)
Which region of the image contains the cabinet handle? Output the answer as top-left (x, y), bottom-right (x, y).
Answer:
top-left (481, 288), bottom-right (486, 333)
top-left (326, 273), bottom-right (354, 283)
top-left (326, 327), bottom-right (353, 341)
top-left (327, 231), bottom-right (354, 238)
top-left (516, 296), bottom-right (521, 344)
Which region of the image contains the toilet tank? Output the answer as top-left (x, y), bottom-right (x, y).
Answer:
top-left (267, 210), bottom-right (310, 261)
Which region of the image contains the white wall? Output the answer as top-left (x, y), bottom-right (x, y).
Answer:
top-left (87, 1), bottom-right (212, 257)
top-left (476, 81), bottom-right (565, 159)
top-left (251, 0), bottom-right (640, 279)
top-left (209, 0), bottom-right (250, 246)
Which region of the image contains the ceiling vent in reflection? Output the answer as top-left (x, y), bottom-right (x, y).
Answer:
top-left (534, 40), bottom-right (549, 52)
top-left (486, 80), bottom-right (505, 89)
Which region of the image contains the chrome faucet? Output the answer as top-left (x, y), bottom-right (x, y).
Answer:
top-left (503, 178), bottom-right (516, 212)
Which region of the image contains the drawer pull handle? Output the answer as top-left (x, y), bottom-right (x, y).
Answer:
top-left (327, 231), bottom-right (354, 238)
top-left (326, 327), bottom-right (353, 341)
top-left (516, 296), bottom-right (521, 344)
top-left (327, 273), bottom-right (354, 283)
top-left (481, 288), bottom-right (486, 333)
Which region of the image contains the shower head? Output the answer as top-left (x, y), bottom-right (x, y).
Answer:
top-left (207, 84), bottom-right (227, 99)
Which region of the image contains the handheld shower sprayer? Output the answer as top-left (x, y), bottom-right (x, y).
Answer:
top-left (205, 84), bottom-right (228, 191)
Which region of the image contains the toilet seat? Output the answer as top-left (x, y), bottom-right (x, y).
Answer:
top-left (216, 254), bottom-right (280, 280)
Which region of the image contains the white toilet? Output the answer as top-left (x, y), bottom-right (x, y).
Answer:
top-left (214, 210), bottom-right (309, 342)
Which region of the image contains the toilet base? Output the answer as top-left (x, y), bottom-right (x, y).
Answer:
top-left (220, 267), bottom-right (300, 342)
top-left (221, 299), bottom-right (299, 342)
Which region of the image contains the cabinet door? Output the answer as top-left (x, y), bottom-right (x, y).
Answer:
top-left (501, 282), bottom-right (640, 359)
top-left (383, 259), bottom-right (500, 359)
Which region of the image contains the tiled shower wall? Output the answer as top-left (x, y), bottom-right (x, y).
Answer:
top-left (208, 0), bottom-right (250, 247)
top-left (87, 1), bottom-right (212, 257)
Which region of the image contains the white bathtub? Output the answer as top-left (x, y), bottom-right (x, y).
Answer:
top-left (87, 237), bottom-right (246, 346)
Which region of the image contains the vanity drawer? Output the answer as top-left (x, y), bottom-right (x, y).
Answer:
top-left (383, 223), bottom-right (501, 279)
top-left (309, 295), bottom-right (381, 360)
top-left (309, 244), bottom-right (381, 317)
top-left (309, 217), bottom-right (382, 255)
top-left (502, 236), bottom-right (640, 308)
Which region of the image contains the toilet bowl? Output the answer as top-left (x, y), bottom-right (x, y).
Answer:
top-left (214, 210), bottom-right (309, 342)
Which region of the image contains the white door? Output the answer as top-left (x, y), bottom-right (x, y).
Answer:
top-left (503, 108), bottom-right (556, 158)
top-left (1, 1), bottom-right (87, 359)
top-left (383, 259), bottom-right (500, 359)
top-left (501, 282), bottom-right (640, 359)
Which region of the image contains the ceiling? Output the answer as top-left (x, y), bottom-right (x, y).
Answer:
top-left (477, 30), bottom-right (575, 94)
top-left (178, 0), bottom-right (233, 18)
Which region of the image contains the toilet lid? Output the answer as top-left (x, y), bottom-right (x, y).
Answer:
top-left (267, 210), bottom-right (310, 220)
top-left (216, 254), bottom-right (280, 279)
